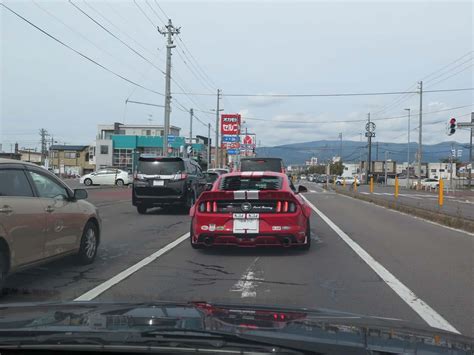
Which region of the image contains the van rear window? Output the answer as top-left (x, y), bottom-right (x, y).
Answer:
top-left (137, 158), bottom-right (185, 175)
top-left (221, 176), bottom-right (282, 191)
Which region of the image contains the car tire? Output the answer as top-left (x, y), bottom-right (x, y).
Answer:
top-left (300, 219), bottom-right (311, 251)
top-left (137, 206), bottom-right (147, 214)
top-left (0, 251), bottom-right (8, 291)
top-left (76, 221), bottom-right (99, 265)
top-left (183, 191), bottom-right (196, 213)
top-left (115, 179), bottom-right (124, 187)
top-left (190, 218), bottom-right (203, 249)
top-left (84, 178), bottom-right (92, 186)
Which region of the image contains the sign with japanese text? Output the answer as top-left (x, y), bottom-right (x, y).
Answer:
top-left (221, 114), bottom-right (241, 136)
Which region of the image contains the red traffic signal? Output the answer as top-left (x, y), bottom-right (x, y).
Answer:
top-left (448, 118), bottom-right (456, 135)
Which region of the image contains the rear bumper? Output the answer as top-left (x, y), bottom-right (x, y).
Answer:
top-left (192, 233), bottom-right (309, 247)
top-left (191, 213), bottom-right (309, 247)
top-left (132, 190), bottom-right (186, 206)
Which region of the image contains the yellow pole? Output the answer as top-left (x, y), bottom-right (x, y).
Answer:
top-left (438, 178), bottom-right (444, 207)
top-left (343, 178), bottom-right (346, 188)
top-left (333, 178), bottom-right (336, 188)
top-left (395, 176), bottom-right (399, 198)
top-left (370, 176), bottom-right (374, 193)
top-left (354, 177), bottom-right (358, 192)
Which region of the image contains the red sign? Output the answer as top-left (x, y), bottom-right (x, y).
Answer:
top-left (222, 142), bottom-right (240, 149)
top-left (221, 114), bottom-right (241, 135)
top-left (243, 135), bottom-right (253, 145)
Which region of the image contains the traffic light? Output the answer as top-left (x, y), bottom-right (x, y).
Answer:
top-left (448, 118), bottom-right (456, 135)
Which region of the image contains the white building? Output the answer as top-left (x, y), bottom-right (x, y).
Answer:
top-left (95, 122), bottom-right (181, 170)
top-left (428, 162), bottom-right (456, 180)
top-left (305, 157), bottom-right (318, 166)
top-left (342, 163), bottom-right (360, 178)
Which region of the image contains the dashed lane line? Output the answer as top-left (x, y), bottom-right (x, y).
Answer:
top-left (74, 233), bottom-right (190, 301)
top-left (301, 195), bottom-right (460, 334)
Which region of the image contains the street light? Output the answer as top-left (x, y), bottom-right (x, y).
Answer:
top-left (404, 108), bottom-right (411, 188)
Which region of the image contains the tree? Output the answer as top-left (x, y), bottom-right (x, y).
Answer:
top-left (307, 165), bottom-right (326, 174)
top-left (330, 161), bottom-right (344, 176)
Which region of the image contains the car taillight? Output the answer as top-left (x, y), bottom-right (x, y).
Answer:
top-left (275, 201), bottom-right (296, 213)
top-left (172, 173), bottom-right (188, 180)
top-left (199, 201), bottom-right (218, 213)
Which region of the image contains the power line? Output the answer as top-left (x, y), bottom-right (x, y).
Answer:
top-left (239, 104), bottom-right (473, 124)
top-left (171, 87), bottom-right (474, 97)
top-left (83, 0), bottom-right (159, 59)
top-left (69, 1), bottom-right (166, 76)
top-left (425, 64), bottom-right (473, 89)
top-left (133, 0), bottom-right (156, 29)
top-left (0, 2), bottom-right (164, 96)
top-left (373, 51), bottom-right (473, 117)
top-left (421, 51), bottom-right (473, 81)
top-left (32, 0), bottom-right (152, 80)
top-left (424, 57), bottom-right (472, 85)
top-left (154, 0), bottom-right (170, 20)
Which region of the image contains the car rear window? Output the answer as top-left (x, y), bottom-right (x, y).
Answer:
top-left (220, 176), bottom-right (282, 191)
top-left (240, 159), bottom-right (283, 172)
top-left (137, 158), bottom-right (185, 175)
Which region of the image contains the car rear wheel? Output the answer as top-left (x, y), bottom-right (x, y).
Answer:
top-left (115, 179), bottom-right (124, 187)
top-left (300, 219), bottom-right (311, 251)
top-left (77, 221), bottom-right (98, 265)
top-left (137, 206), bottom-right (147, 214)
top-left (84, 178), bottom-right (92, 186)
top-left (0, 251), bottom-right (8, 291)
top-left (190, 218), bottom-right (203, 249)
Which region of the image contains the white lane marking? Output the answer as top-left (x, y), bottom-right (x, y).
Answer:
top-left (230, 257), bottom-right (261, 298)
top-left (309, 190), bottom-right (317, 193)
top-left (74, 233), bottom-right (190, 301)
top-left (301, 195), bottom-right (460, 334)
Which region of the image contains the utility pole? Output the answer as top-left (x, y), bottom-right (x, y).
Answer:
top-left (338, 133), bottom-right (342, 160)
top-left (214, 89), bottom-right (221, 168)
top-left (376, 141), bottom-right (379, 161)
top-left (384, 151), bottom-right (388, 186)
top-left (450, 143), bottom-right (454, 191)
top-left (405, 108), bottom-right (411, 188)
top-left (189, 108), bottom-right (193, 156)
top-left (367, 113), bottom-right (372, 184)
top-left (39, 128), bottom-right (48, 165)
top-left (207, 123), bottom-right (211, 170)
top-left (417, 81), bottom-right (423, 187)
top-left (469, 112), bottom-right (473, 188)
top-left (158, 19), bottom-right (180, 157)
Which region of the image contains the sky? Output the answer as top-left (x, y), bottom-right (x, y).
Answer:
top-left (1, 0), bottom-right (472, 152)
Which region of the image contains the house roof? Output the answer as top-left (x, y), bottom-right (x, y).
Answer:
top-left (50, 145), bottom-right (88, 151)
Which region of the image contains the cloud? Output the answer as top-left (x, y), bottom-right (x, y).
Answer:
top-left (246, 94), bottom-right (284, 108)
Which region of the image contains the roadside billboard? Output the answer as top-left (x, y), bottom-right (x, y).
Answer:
top-left (221, 114), bottom-right (241, 136)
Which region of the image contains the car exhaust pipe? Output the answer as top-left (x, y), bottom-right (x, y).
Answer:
top-left (282, 237), bottom-right (292, 247)
top-left (203, 237), bottom-right (213, 247)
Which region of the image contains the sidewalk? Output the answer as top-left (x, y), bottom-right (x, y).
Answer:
top-left (335, 184), bottom-right (474, 221)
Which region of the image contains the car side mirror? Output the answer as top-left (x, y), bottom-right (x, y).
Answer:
top-left (74, 189), bottom-right (88, 200)
top-left (297, 185), bottom-right (308, 194)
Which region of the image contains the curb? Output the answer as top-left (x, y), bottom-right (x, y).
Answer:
top-left (332, 188), bottom-right (474, 233)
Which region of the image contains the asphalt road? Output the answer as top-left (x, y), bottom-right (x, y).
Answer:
top-left (331, 183), bottom-right (474, 220)
top-left (2, 184), bottom-right (473, 337)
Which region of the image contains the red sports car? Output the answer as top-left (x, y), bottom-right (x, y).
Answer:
top-left (189, 171), bottom-right (312, 249)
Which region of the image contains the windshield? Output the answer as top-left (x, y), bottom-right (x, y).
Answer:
top-left (240, 159), bottom-right (283, 172)
top-left (137, 158), bottom-right (185, 175)
top-left (1, 0), bottom-right (473, 349)
top-left (221, 176), bottom-right (282, 190)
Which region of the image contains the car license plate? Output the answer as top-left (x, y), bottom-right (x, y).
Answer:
top-left (153, 180), bottom-right (164, 186)
top-left (233, 213), bottom-right (259, 234)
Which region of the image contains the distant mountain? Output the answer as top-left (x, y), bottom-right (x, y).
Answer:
top-left (256, 140), bottom-right (471, 166)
